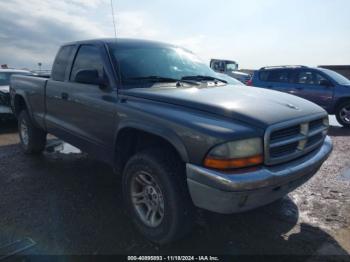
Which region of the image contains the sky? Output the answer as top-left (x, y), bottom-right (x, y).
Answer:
top-left (0, 0), bottom-right (349, 70)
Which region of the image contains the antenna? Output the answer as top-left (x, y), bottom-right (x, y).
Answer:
top-left (110, 0), bottom-right (117, 37)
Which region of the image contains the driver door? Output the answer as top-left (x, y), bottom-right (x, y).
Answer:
top-left (291, 69), bottom-right (334, 110)
top-left (61, 44), bottom-right (117, 155)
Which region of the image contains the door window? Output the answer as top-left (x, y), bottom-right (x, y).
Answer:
top-left (296, 70), bottom-right (313, 84)
top-left (263, 70), bottom-right (290, 83)
top-left (295, 70), bottom-right (327, 85)
top-left (70, 45), bottom-right (104, 83)
top-left (314, 73), bottom-right (328, 85)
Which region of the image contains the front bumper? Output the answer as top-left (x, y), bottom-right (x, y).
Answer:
top-left (186, 136), bottom-right (333, 214)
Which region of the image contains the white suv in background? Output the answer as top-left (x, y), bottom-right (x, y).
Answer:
top-left (210, 59), bottom-right (251, 84)
top-left (0, 69), bottom-right (31, 118)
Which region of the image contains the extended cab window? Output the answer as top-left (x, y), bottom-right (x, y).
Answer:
top-left (51, 45), bottom-right (74, 81)
top-left (70, 45), bottom-right (104, 83)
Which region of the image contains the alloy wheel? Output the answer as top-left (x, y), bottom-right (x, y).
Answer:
top-left (339, 105), bottom-right (350, 124)
top-left (130, 171), bottom-right (165, 228)
top-left (20, 118), bottom-right (29, 146)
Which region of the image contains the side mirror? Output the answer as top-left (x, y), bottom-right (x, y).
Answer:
top-left (319, 79), bottom-right (332, 87)
top-left (75, 69), bottom-right (107, 88)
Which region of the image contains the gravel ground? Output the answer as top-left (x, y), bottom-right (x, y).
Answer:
top-left (0, 117), bottom-right (349, 259)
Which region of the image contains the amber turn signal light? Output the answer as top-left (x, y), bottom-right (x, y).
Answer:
top-left (204, 154), bottom-right (263, 170)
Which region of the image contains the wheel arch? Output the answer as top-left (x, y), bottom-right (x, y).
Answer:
top-left (335, 97), bottom-right (350, 111)
top-left (13, 93), bottom-right (29, 117)
top-left (113, 122), bottom-right (189, 174)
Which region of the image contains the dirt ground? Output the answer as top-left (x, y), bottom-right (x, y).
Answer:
top-left (0, 117), bottom-right (349, 260)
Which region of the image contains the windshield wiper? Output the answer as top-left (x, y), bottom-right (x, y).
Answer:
top-left (126, 76), bottom-right (199, 85)
top-left (181, 75), bottom-right (227, 83)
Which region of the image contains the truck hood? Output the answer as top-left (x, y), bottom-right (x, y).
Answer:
top-left (0, 85), bottom-right (9, 93)
top-left (122, 85), bottom-right (326, 128)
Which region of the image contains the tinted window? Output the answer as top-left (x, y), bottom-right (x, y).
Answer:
top-left (259, 70), bottom-right (290, 83)
top-left (269, 70), bottom-right (290, 82)
top-left (259, 71), bottom-right (269, 81)
top-left (315, 73), bottom-right (327, 85)
top-left (294, 70), bottom-right (327, 85)
top-left (70, 45), bottom-right (104, 82)
top-left (51, 45), bottom-right (74, 81)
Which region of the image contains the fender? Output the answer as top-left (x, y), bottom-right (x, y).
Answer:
top-left (114, 120), bottom-right (189, 163)
top-left (13, 91), bottom-right (34, 121)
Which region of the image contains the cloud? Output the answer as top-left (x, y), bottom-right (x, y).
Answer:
top-left (0, 0), bottom-right (164, 69)
top-left (3, 0), bottom-right (348, 70)
top-left (116, 11), bottom-right (159, 39)
top-left (0, 0), bottom-right (109, 69)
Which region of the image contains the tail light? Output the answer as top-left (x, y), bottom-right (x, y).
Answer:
top-left (246, 79), bottom-right (253, 86)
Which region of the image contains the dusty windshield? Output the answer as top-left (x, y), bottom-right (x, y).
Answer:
top-left (109, 44), bottom-right (222, 86)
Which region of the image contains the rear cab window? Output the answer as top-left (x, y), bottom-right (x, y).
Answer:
top-left (51, 45), bottom-right (75, 81)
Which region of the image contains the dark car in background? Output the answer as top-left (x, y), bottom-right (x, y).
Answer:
top-left (250, 66), bottom-right (350, 127)
top-left (0, 69), bottom-right (31, 120)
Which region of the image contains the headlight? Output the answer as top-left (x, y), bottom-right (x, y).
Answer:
top-left (203, 138), bottom-right (263, 170)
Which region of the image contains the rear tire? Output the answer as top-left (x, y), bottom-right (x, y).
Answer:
top-left (122, 148), bottom-right (194, 244)
top-left (18, 110), bottom-right (47, 154)
top-left (336, 101), bottom-right (350, 128)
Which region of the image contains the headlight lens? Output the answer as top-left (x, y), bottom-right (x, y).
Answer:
top-left (204, 138), bottom-right (263, 170)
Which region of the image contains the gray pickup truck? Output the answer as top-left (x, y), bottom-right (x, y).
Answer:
top-left (10, 38), bottom-right (332, 244)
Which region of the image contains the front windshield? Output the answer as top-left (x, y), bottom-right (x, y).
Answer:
top-left (320, 68), bottom-right (350, 85)
top-left (109, 44), bottom-right (227, 86)
top-left (0, 72), bottom-right (30, 86)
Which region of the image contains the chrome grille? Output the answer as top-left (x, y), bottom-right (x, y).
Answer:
top-left (265, 114), bottom-right (329, 165)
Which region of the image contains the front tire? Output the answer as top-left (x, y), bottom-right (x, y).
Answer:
top-left (18, 110), bottom-right (47, 154)
top-left (336, 101), bottom-right (350, 128)
top-left (122, 148), bottom-right (194, 244)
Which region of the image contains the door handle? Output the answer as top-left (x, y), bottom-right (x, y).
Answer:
top-left (295, 86), bottom-right (303, 90)
top-left (61, 92), bottom-right (69, 100)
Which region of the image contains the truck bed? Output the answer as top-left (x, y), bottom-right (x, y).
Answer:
top-left (10, 75), bottom-right (48, 129)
